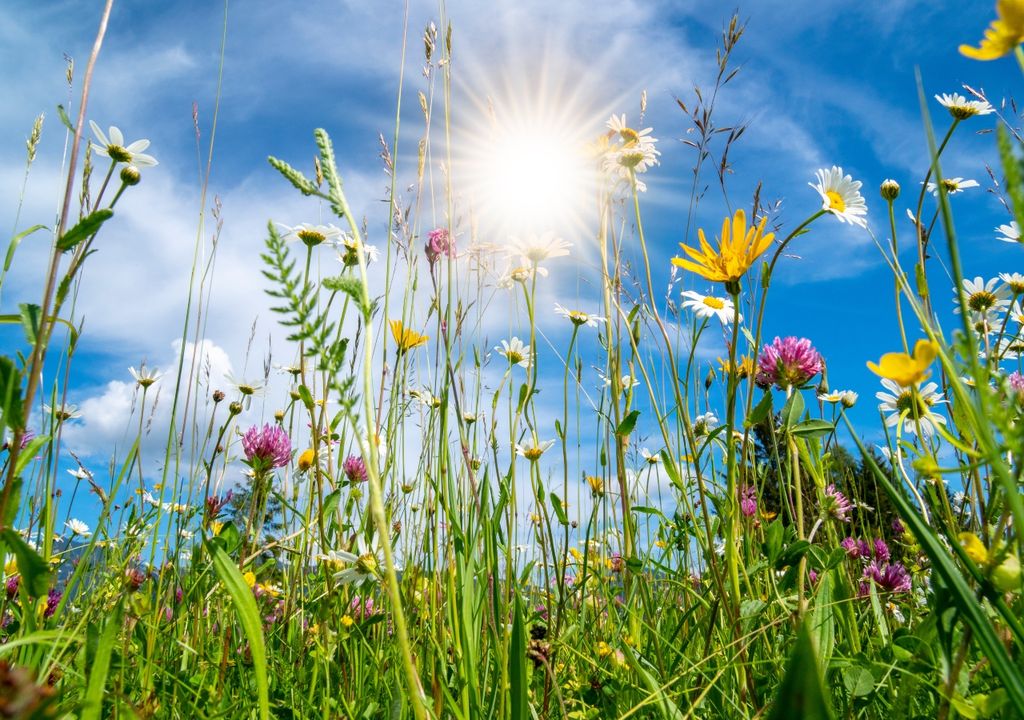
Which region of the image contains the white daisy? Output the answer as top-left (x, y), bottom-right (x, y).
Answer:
top-left (515, 439), bottom-right (556, 462)
top-left (598, 372), bottom-right (640, 390)
top-left (336, 233), bottom-right (380, 266)
top-left (554, 303), bottom-right (607, 328)
top-left (223, 371), bottom-right (265, 398)
top-left (997, 221), bottom-right (1021, 244)
top-left (278, 222), bottom-right (343, 248)
top-left (996, 334), bottom-right (1024, 360)
top-left (603, 114), bottom-right (660, 179)
top-left (321, 537), bottom-right (381, 586)
top-left (876, 379), bottom-right (947, 438)
top-left (954, 276), bottom-right (1011, 319)
top-left (67, 467), bottom-right (92, 481)
top-left (43, 403), bottom-right (81, 422)
top-left (810, 166), bottom-right (868, 228)
top-left (925, 177), bottom-right (979, 196)
top-left (692, 411), bottom-right (718, 436)
top-left (496, 264), bottom-right (548, 288)
top-left (89, 121), bottom-right (158, 167)
top-left (65, 519), bottom-right (91, 537)
top-left (496, 337), bottom-right (532, 368)
top-left (129, 365), bottom-right (162, 389)
top-left (509, 232), bottom-right (572, 266)
top-left (639, 447), bottom-right (661, 465)
top-left (818, 390), bottom-right (858, 408)
top-left (1000, 272), bottom-right (1024, 296)
top-left (680, 290), bottom-right (739, 324)
top-left (934, 92), bottom-right (994, 120)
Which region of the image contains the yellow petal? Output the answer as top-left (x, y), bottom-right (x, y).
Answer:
top-left (958, 532), bottom-right (990, 565)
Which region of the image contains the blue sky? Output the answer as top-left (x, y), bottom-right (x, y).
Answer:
top-left (0, 1), bottom-right (1019, 529)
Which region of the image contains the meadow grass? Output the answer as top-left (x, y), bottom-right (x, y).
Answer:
top-left (2, 3), bottom-right (1024, 719)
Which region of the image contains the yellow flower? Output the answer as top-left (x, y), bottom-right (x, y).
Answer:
top-left (671, 209), bottom-right (775, 285)
top-left (867, 339), bottom-right (939, 387)
top-left (389, 319), bottom-right (428, 353)
top-left (243, 571), bottom-right (256, 589)
top-left (297, 448), bottom-right (316, 472)
top-left (960, 0), bottom-right (1024, 60)
top-left (596, 641), bottom-right (612, 658)
top-left (341, 614), bottom-right (355, 628)
top-left (209, 520), bottom-right (224, 536)
top-left (959, 532), bottom-right (989, 564)
top-left (717, 355), bottom-right (754, 380)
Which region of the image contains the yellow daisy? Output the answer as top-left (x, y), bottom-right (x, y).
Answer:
top-left (671, 209), bottom-right (774, 286)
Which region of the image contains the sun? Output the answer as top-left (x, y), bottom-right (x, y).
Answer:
top-left (458, 97), bottom-right (598, 242)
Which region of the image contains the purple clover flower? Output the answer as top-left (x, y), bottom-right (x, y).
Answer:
top-left (755, 336), bottom-right (823, 390)
top-left (425, 228), bottom-right (455, 265)
top-left (343, 455), bottom-right (368, 484)
top-left (873, 539), bottom-right (891, 563)
top-left (840, 537), bottom-right (862, 558)
top-left (739, 485), bottom-right (758, 518)
top-left (1009, 371), bottom-right (1024, 399)
top-left (821, 484), bottom-right (852, 522)
top-left (44, 588), bottom-right (62, 618)
top-left (242, 424), bottom-right (292, 470)
top-left (861, 561), bottom-right (911, 594)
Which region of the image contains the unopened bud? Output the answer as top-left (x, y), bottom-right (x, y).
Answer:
top-left (880, 179), bottom-right (900, 201)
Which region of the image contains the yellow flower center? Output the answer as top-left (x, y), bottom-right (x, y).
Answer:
top-left (618, 150), bottom-right (645, 168)
top-left (356, 553), bottom-right (377, 574)
top-left (701, 296), bottom-right (726, 310)
top-left (942, 179), bottom-right (959, 192)
top-left (826, 190), bottom-right (846, 212)
top-left (108, 145), bottom-right (132, 163)
top-left (523, 447), bottom-right (544, 461)
top-left (297, 229), bottom-right (326, 247)
top-left (967, 290), bottom-right (997, 312)
top-left (619, 127), bottom-right (640, 146)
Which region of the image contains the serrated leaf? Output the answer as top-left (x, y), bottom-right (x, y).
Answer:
top-left (780, 391), bottom-right (804, 429)
top-left (56, 209), bottom-right (113, 252)
top-left (616, 409), bottom-right (640, 437)
top-left (18, 303), bottom-right (41, 345)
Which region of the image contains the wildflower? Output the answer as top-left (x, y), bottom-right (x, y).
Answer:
top-left (129, 365), bottom-right (162, 389)
top-left (279, 222), bottom-right (342, 248)
top-left (867, 339), bottom-right (939, 387)
top-left (959, 0), bottom-right (1024, 60)
top-left (811, 166), bottom-right (868, 228)
top-left (997, 221), bottom-right (1021, 244)
top-left (322, 537), bottom-right (381, 586)
top-left (515, 439), bottom-right (555, 462)
top-left (586, 475), bottom-right (605, 497)
top-left (821, 484), bottom-right (852, 522)
top-left (876, 379), bottom-right (948, 438)
top-left (680, 290), bottom-right (740, 324)
top-left (43, 403), bottom-right (81, 423)
top-left (862, 562), bottom-right (912, 594)
top-left (692, 412), bottom-right (718, 437)
top-left (717, 355), bottom-right (754, 380)
top-left (342, 455), bottom-right (368, 484)
top-left (205, 491), bottom-right (233, 520)
top-left (599, 372), bottom-right (641, 390)
top-left (241, 424), bottom-right (292, 471)
top-left (554, 303), bottom-right (606, 328)
top-left (671, 209), bottom-right (775, 287)
top-left (1009, 371), bottom-right (1024, 399)
top-left (596, 641), bottom-right (613, 658)
top-left (739, 485), bottom-right (757, 518)
top-left (603, 114), bottom-right (660, 186)
top-left (955, 277), bottom-right (1011, 320)
top-left (755, 336), bottom-right (823, 390)
top-left (224, 372), bottom-right (265, 398)
top-left (340, 614), bottom-right (355, 628)
top-left (243, 571), bottom-right (257, 589)
top-left (818, 390), bottom-right (858, 408)
top-left (89, 121), bottom-right (158, 167)
top-left (935, 92), bottom-right (995, 119)
top-left (336, 233), bottom-right (380, 266)
top-left (67, 467), bottom-right (92, 481)
top-left (43, 589), bottom-right (62, 618)
top-left (125, 567), bottom-right (147, 592)
top-left (880, 179), bottom-right (901, 201)
top-left (425, 227), bottom-right (456, 264)
top-left (1000, 272), bottom-right (1024, 295)
top-left (297, 449), bottom-right (316, 473)
top-left (496, 337), bottom-right (532, 368)
top-left (5, 576), bottom-right (18, 599)
top-left (65, 519), bottom-right (90, 538)
top-left (388, 319), bottom-right (428, 355)
top-left (841, 537), bottom-right (868, 558)
top-left (926, 177), bottom-right (979, 196)
top-left (639, 447), bottom-right (661, 465)
top-left (873, 539), bottom-right (891, 563)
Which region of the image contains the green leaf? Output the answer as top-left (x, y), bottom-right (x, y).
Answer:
top-left (3, 224), bottom-right (46, 275)
top-left (14, 435), bottom-right (49, 478)
top-left (781, 391), bottom-right (804, 429)
top-left (80, 600), bottom-right (123, 720)
top-left (56, 104), bottom-right (74, 131)
top-left (767, 622), bottom-right (835, 720)
top-left (208, 543), bottom-right (269, 720)
top-left (549, 493), bottom-right (568, 525)
top-left (1, 528), bottom-right (51, 597)
top-left (0, 356), bottom-right (24, 431)
top-left (322, 274), bottom-right (368, 313)
top-left (791, 419), bottom-right (834, 439)
top-left (18, 303), bottom-right (41, 345)
top-left (509, 591), bottom-right (529, 720)
top-left (56, 209), bottom-right (113, 252)
top-left (616, 409), bottom-right (640, 437)
top-left (267, 156), bottom-right (318, 196)
top-left (842, 665), bottom-right (875, 698)
top-left (747, 391), bottom-right (773, 426)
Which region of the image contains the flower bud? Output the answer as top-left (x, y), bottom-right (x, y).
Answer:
top-left (120, 165), bottom-right (141, 186)
top-left (880, 179), bottom-right (900, 201)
